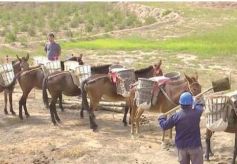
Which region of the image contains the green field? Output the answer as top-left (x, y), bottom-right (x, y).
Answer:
top-left (61, 24), bottom-right (237, 58)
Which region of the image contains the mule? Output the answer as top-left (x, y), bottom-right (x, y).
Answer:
top-left (205, 111), bottom-right (237, 164)
top-left (0, 57), bottom-right (22, 115)
top-left (130, 73), bottom-right (201, 135)
top-left (42, 64), bottom-right (112, 125)
top-left (16, 54), bottom-right (84, 120)
top-left (81, 61), bottom-right (163, 131)
top-left (1, 59), bottom-right (22, 115)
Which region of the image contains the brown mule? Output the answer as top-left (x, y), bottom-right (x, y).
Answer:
top-left (16, 54), bottom-right (84, 120)
top-left (42, 64), bottom-right (112, 125)
top-left (130, 73), bottom-right (201, 135)
top-left (81, 61), bottom-right (163, 131)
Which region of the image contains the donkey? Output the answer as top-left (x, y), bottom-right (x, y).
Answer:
top-left (1, 59), bottom-right (22, 115)
top-left (81, 61), bottom-right (163, 131)
top-left (42, 64), bottom-right (112, 125)
top-left (130, 73), bottom-right (201, 135)
top-left (205, 110), bottom-right (237, 163)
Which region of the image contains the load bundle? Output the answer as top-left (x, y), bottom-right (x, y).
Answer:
top-left (205, 91), bottom-right (237, 132)
top-left (64, 61), bottom-right (80, 72)
top-left (0, 63), bottom-right (15, 85)
top-left (135, 72), bottom-right (181, 110)
top-left (109, 65), bottom-right (136, 97)
top-left (75, 65), bottom-right (91, 86)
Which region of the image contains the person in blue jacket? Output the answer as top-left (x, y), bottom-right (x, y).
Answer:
top-left (158, 92), bottom-right (204, 164)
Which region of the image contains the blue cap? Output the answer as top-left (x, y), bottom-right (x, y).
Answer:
top-left (179, 92), bottom-right (193, 105)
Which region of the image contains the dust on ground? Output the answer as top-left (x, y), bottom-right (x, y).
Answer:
top-left (0, 85), bottom-right (235, 164)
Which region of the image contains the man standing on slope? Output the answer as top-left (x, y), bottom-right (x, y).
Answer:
top-left (158, 92), bottom-right (204, 164)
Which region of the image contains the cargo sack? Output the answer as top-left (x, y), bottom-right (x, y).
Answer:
top-left (0, 63), bottom-right (15, 85)
top-left (64, 61), bottom-right (79, 72)
top-left (75, 65), bottom-right (91, 86)
top-left (135, 78), bottom-right (156, 110)
top-left (205, 93), bottom-right (230, 132)
top-left (109, 67), bottom-right (135, 98)
top-left (45, 60), bottom-right (62, 74)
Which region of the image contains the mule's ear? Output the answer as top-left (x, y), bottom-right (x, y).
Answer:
top-left (16, 55), bottom-right (21, 62)
top-left (184, 73), bottom-right (193, 83)
top-left (157, 60), bottom-right (162, 68)
top-left (80, 54), bottom-right (83, 58)
top-left (26, 53), bottom-right (29, 61)
top-left (195, 71), bottom-right (198, 80)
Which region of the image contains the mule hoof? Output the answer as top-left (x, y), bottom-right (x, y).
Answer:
top-left (123, 122), bottom-right (128, 127)
top-left (92, 124), bottom-right (98, 132)
top-left (26, 114), bottom-right (30, 118)
top-left (4, 110), bottom-right (8, 115)
top-left (19, 116), bottom-right (23, 120)
top-left (11, 111), bottom-right (16, 115)
top-left (204, 155), bottom-right (210, 161)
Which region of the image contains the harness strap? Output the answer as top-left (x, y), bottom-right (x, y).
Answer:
top-left (19, 67), bottom-right (42, 77)
top-left (159, 86), bottom-right (177, 106)
top-left (48, 71), bottom-right (70, 79)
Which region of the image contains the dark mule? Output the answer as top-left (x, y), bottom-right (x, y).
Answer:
top-left (1, 59), bottom-right (21, 115)
top-left (130, 73), bottom-right (201, 135)
top-left (61, 54), bottom-right (84, 70)
top-left (205, 113), bottom-right (237, 163)
top-left (81, 61), bottom-right (163, 131)
top-left (42, 64), bottom-right (112, 125)
top-left (16, 54), bottom-right (85, 120)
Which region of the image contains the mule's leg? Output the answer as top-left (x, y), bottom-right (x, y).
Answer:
top-left (19, 95), bottom-right (25, 120)
top-left (23, 94), bottom-right (30, 118)
top-left (130, 104), bottom-right (136, 135)
top-left (205, 129), bottom-right (214, 161)
top-left (232, 133), bottom-right (237, 164)
top-left (9, 89), bottom-right (16, 115)
top-left (4, 90), bottom-right (8, 115)
top-left (88, 108), bottom-right (97, 131)
top-left (53, 95), bottom-right (61, 123)
top-left (135, 107), bottom-right (145, 134)
top-left (58, 93), bottom-right (64, 112)
top-left (169, 128), bottom-right (173, 141)
top-left (80, 99), bottom-right (84, 118)
top-left (49, 97), bottom-right (57, 125)
top-left (123, 105), bottom-right (129, 126)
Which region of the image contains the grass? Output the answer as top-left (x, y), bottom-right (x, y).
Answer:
top-left (62, 24), bottom-right (237, 58)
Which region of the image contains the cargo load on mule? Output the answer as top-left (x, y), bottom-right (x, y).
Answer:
top-left (74, 65), bottom-right (91, 87)
top-left (33, 56), bottom-right (61, 75)
top-left (109, 64), bottom-right (136, 97)
top-left (135, 72), bottom-right (181, 110)
top-left (33, 56), bottom-right (49, 66)
top-left (0, 63), bottom-right (15, 85)
top-left (205, 90), bottom-right (237, 132)
top-left (63, 61), bottom-right (80, 72)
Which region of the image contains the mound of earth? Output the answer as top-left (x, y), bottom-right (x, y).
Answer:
top-left (116, 2), bottom-right (180, 23)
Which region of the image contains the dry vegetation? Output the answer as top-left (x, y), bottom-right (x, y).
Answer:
top-left (0, 2), bottom-right (237, 164)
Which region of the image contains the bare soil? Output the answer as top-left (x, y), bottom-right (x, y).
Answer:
top-left (0, 85), bottom-right (235, 164)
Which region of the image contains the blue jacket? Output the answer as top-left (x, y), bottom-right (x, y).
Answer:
top-left (158, 103), bottom-right (204, 149)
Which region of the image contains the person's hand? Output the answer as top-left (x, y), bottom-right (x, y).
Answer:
top-left (159, 113), bottom-right (167, 119)
top-left (194, 96), bottom-right (205, 106)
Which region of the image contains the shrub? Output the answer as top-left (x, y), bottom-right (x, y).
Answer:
top-left (5, 31), bottom-right (17, 43)
top-left (85, 24), bottom-right (93, 33)
top-left (144, 16), bottom-right (157, 25)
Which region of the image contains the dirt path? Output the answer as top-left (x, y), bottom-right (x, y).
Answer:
top-left (0, 87), bottom-right (235, 164)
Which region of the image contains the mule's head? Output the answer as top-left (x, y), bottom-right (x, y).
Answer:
top-left (184, 72), bottom-right (201, 96)
top-left (70, 54), bottom-right (84, 65)
top-left (16, 53), bottom-right (30, 71)
top-left (152, 60), bottom-right (163, 76)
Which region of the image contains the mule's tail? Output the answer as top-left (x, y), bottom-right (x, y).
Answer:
top-left (42, 76), bottom-right (49, 108)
